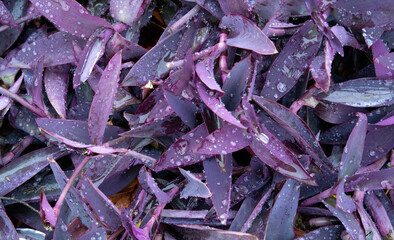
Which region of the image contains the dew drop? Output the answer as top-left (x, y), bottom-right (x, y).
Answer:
top-left (276, 82), bottom-right (287, 93)
top-left (257, 133), bottom-right (269, 144)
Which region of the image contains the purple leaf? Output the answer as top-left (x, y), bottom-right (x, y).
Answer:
top-left (106, 32), bottom-right (147, 60)
top-left (203, 155), bottom-right (233, 224)
top-left (253, 95), bottom-right (331, 169)
top-left (154, 124), bottom-right (209, 171)
top-left (331, 25), bottom-right (362, 50)
top-left (73, 29), bottom-right (112, 88)
top-left (338, 113), bottom-right (367, 181)
top-left (372, 39), bottom-right (394, 79)
top-left (336, 179), bottom-right (356, 213)
top-left (222, 55), bottom-right (252, 111)
top-left (196, 80), bottom-right (245, 129)
top-left (194, 0), bottom-right (224, 19)
top-left (332, 0), bottom-right (394, 28)
top-left (0, 0), bottom-right (20, 29)
top-left (179, 168), bottom-right (211, 199)
top-left (88, 51), bottom-right (121, 145)
top-left (195, 55), bottom-right (224, 94)
top-left (362, 125), bottom-right (394, 166)
top-left (264, 179), bottom-right (300, 240)
top-left (44, 65), bottom-right (69, 119)
top-left (163, 89), bottom-right (199, 128)
top-left (316, 78), bottom-right (394, 107)
top-left (0, 146), bottom-right (63, 196)
top-left (31, 56), bottom-right (46, 112)
top-left (139, 167), bottom-right (172, 204)
top-left (261, 20), bottom-right (322, 100)
top-left (30, 0), bottom-right (112, 38)
top-left (192, 124), bottom-right (251, 155)
top-left (77, 221), bottom-right (106, 240)
top-left (309, 44), bottom-right (333, 92)
top-left (173, 225), bottom-right (259, 240)
top-left (110, 0), bottom-right (151, 26)
top-left (0, 202), bottom-right (19, 239)
top-left (345, 168), bottom-right (394, 191)
top-left (323, 199), bottom-right (366, 240)
top-left (7, 32), bottom-right (85, 68)
top-left (375, 52), bottom-right (394, 70)
top-left (40, 189), bottom-right (57, 227)
top-left (219, 14), bottom-right (277, 55)
top-left (295, 225), bottom-right (345, 240)
top-left (79, 176), bottom-right (122, 230)
top-left (314, 102), bottom-right (368, 124)
top-left (122, 31), bottom-right (183, 87)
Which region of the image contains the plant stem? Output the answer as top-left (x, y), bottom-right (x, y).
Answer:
top-left (0, 14), bottom-right (38, 34)
top-left (168, 5), bottom-right (200, 34)
top-left (219, 31), bottom-right (229, 83)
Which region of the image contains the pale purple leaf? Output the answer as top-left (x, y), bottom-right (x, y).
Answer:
top-left (345, 168), bottom-right (394, 191)
top-left (173, 225), bottom-right (259, 240)
top-left (372, 39), bottom-right (394, 79)
top-left (323, 199), bottom-right (366, 240)
top-left (163, 89), bottom-right (199, 128)
top-left (88, 51), bottom-right (121, 145)
top-left (154, 124), bottom-right (209, 171)
top-left (332, 0), bottom-right (394, 28)
top-left (179, 168), bottom-right (211, 199)
top-left (0, 146), bottom-right (63, 196)
top-left (264, 179), bottom-right (300, 240)
top-left (31, 56), bottom-right (45, 111)
top-left (253, 95), bottom-right (331, 169)
top-left (375, 52), bottom-right (394, 70)
top-left (192, 124), bottom-right (251, 155)
top-left (362, 125), bottom-right (394, 166)
top-left (338, 113), bottom-right (367, 181)
top-left (30, 0), bottom-right (112, 38)
top-left (195, 56), bottom-right (224, 93)
top-left (122, 31), bottom-right (183, 86)
top-left (106, 32), bottom-right (147, 60)
top-left (294, 225), bottom-right (345, 240)
top-left (79, 176), bottom-right (122, 230)
top-left (261, 20), bottom-right (322, 100)
top-left (139, 167), bottom-right (172, 204)
top-left (0, 202), bottom-right (19, 239)
top-left (219, 14), bottom-right (277, 55)
top-left (0, 71), bottom-right (24, 111)
top-left (203, 155), bottom-right (232, 225)
top-left (110, 0), bottom-right (151, 26)
top-left (0, 0), bottom-right (19, 29)
top-left (73, 29), bottom-right (112, 88)
top-left (355, 198), bottom-right (381, 240)
top-left (44, 65), bottom-right (69, 119)
top-left (310, 51), bottom-right (329, 92)
top-left (222, 55), bottom-right (252, 111)
top-left (336, 179), bottom-right (356, 213)
top-left (331, 25), bottom-right (362, 50)
top-left (196, 80), bottom-right (245, 129)
top-left (40, 189), bottom-right (57, 227)
top-left (7, 32), bottom-right (85, 68)
top-left (316, 79), bottom-right (394, 107)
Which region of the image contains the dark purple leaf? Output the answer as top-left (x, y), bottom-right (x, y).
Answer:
top-left (337, 113), bottom-right (367, 181)
top-left (44, 65), bottom-right (70, 119)
top-left (336, 179), bottom-right (356, 213)
top-left (154, 124), bottom-right (209, 171)
top-left (264, 179), bottom-right (300, 240)
top-left (122, 31), bottom-right (183, 87)
top-left (0, 0), bottom-right (19, 29)
top-left (106, 32), bottom-right (147, 60)
top-left (8, 32), bottom-right (85, 68)
top-left (0, 202), bottom-right (19, 239)
top-left (196, 55), bottom-right (224, 94)
top-left (40, 189), bottom-right (57, 227)
top-left (179, 168), bottom-right (211, 199)
top-left (253, 95), bottom-right (331, 169)
top-left (88, 51), bottom-right (121, 145)
top-left (53, 219), bottom-right (71, 240)
top-left (316, 78), bottom-right (394, 107)
top-left (163, 89), bottom-right (199, 128)
top-left (261, 20), bottom-right (322, 100)
top-left (77, 221), bottom-right (106, 240)
top-left (222, 55), bottom-right (252, 111)
top-left (345, 168), bottom-right (394, 191)
top-left (30, 0), bottom-right (112, 38)
top-left (203, 155), bottom-right (232, 224)
top-left (362, 125), bottom-right (394, 166)
top-left (332, 0), bottom-right (394, 28)
top-left (139, 167), bottom-right (172, 204)
top-left (314, 101), bottom-right (368, 124)
top-left (32, 56), bottom-right (45, 111)
top-left (0, 146), bottom-right (63, 196)
top-left (110, 0), bottom-right (151, 26)
top-left (194, 0), bottom-right (224, 19)
top-left (219, 14), bottom-right (277, 55)
top-left (372, 39), bottom-right (394, 79)
top-left (193, 124), bottom-right (251, 155)
top-left (196, 80), bottom-right (245, 129)
top-left (354, 195), bottom-right (381, 240)
top-left (79, 176), bottom-right (122, 230)
top-left (323, 198), bottom-right (366, 240)
top-left (375, 52), bottom-right (394, 70)
top-left (295, 225), bottom-right (345, 240)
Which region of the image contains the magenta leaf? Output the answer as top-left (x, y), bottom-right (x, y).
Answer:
top-left (40, 189), bottom-right (57, 227)
top-left (316, 78), bottom-right (394, 107)
top-left (8, 32), bottom-right (85, 69)
top-left (375, 52), bottom-right (394, 70)
top-left (219, 14), bottom-right (277, 55)
top-left (192, 124), bottom-right (251, 155)
top-left (179, 168), bottom-right (211, 199)
top-left (203, 155), bottom-right (232, 225)
top-left (139, 167), bottom-right (172, 204)
top-left (44, 65), bottom-right (69, 119)
top-left (30, 0), bottom-right (112, 38)
top-left (196, 80), bottom-right (245, 129)
top-left (154, 124), bottom-right (209, 171)
top-left (338, 113), bottom-right (368, 181)
top-left (264, 179), bottom-right (300, 239)
top-left (122, 31), bottom-right (183, 87)
top-left (88, 51), bottom-right (121, 145)
top-left (261, 20), bottom-right (323, 100)
top-left (0, 146), bottom-right (63, 196)
top-left (336, 179), bottom-right (356, 213)
top-left (332, 0), bottom-right (394, 28)
top-left (110, 0), bottom-right (151, 26)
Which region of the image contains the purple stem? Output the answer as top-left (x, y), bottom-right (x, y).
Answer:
top-left (168, 5), bottom-right (201, 33)
top-left (309, 217), bottom-right (334, 227)
top-left (300, 186), bottom-right (335, 206)
top-left (2, 136), bottom-right (34, 165)
top-left (219, 31), bottom-right (229, 83)
top-left (0, 86), bottom-right (47, 117)
top-left (0, 13), bottom-right (38, 33)
top-left (289, 85), bottom-right (319, 113)
top-left (53, 156), bottom-right (91, 216)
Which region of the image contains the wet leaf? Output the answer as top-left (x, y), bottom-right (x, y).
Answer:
top-left (44, 65), bottom-right (70, 119)
top-left (179, 168), bottom-right (211, 199)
